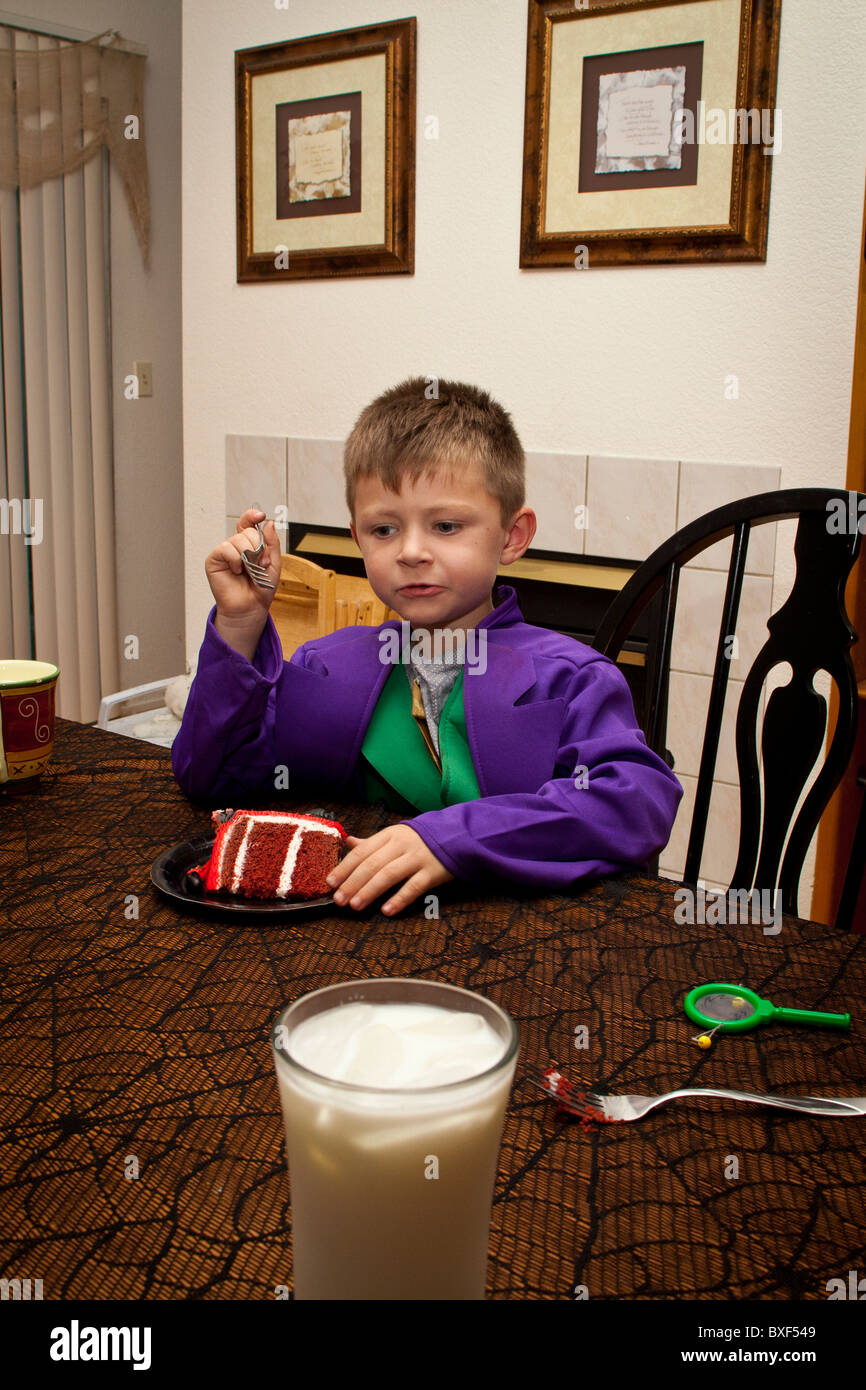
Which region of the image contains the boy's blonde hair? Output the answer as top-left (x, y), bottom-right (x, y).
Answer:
top-left (344, 376), bottom-right (525, 529)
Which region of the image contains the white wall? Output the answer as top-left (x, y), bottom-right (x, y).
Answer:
top-left (181, 0), bottom-right (866, 911)
top-left (5, 0), bottom-right (184, 691)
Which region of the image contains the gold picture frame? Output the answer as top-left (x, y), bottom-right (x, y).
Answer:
top-left (236, 18), bottom-right (416, 282)
top-left (520, 0), bottom-right (782, 267)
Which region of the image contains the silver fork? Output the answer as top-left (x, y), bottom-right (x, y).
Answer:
top-left (241, 520), bottom-right (276, 590)
top-left (533, 1069), bottom-right (866, 1122)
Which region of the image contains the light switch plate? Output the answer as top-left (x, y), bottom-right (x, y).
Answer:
top-left (134, 361), bottom-right (153, 396)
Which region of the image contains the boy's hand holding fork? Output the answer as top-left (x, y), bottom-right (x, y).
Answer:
top-left (206, 507), bottom-right (280, 662)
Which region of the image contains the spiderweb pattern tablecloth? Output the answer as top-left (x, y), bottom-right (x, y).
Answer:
top-left (1, 719), bottom-right (864, 1300)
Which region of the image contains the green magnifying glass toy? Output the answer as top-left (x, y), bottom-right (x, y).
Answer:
top-left (684, 983), bottom-right (851, 1047)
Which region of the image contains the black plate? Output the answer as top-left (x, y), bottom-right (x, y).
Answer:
top-left (150, 832), bottom-right (348, 919)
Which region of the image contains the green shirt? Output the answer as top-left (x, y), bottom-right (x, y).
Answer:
top-left (359, 663), bottom-right (481, 813)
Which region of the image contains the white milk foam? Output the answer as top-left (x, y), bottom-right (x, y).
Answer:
top-left (287, 1001), bottom-right (506, 1089)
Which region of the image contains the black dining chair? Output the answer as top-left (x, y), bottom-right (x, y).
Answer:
top-left (592, 488), bottom-right (865, 931)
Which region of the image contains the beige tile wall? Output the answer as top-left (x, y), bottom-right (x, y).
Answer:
top-left (586, 455), bottom-right (679, 560)
top-left (525, 451), bottom-right (587, 554)
top-left (225, 435), bottom-right (288, 518)
top-left (226, 437), bottom-right (781, 888)
top-left (290, 438), bottom-right (346, 527)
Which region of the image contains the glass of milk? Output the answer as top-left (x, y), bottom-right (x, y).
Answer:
top-left (271, 977), bottom-right (519, 1300)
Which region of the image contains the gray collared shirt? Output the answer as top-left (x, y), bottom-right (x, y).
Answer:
top-left (404, 645), bottom-right (465, 755)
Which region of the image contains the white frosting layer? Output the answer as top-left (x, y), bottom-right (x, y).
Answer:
top-left (277, 830), bottom-right (303, 897)
top-left (287, 1002), bottom-right (506, 1089)
top-left (231, 821), bottom-right (254, 890)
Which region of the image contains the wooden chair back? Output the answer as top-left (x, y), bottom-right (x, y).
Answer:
top-left (270, 554), bottom-right (337, 657)
top-left (334, 595), bottom-right (394, 628)
top-left (271, 555), bottom-right (401, 654)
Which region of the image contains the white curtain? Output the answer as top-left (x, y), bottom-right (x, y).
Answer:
top-left (0, 25), bottom-right (129, 720)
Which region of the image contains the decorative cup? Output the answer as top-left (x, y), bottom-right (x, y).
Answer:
top-left (0, 660), bottom-right (59, 783)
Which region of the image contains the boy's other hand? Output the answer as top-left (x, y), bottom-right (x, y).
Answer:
top-left (325, 825), bottom-right (454, 915)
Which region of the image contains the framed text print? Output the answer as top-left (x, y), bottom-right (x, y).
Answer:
top-left (520, 0), bottom-right (782, 267)
top-left (236, 17), bottom-right (416, 281)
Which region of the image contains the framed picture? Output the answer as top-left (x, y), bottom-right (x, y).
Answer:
top-left (236, 18), bottom-right (416, 282)
top-left (520, 0), bottom-right (782, 267)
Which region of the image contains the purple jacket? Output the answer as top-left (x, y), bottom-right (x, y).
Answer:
top-left (172, 583), bottom-right (682, 891)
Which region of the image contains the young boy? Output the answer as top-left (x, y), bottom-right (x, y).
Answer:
top-left (172, 376), bottom-right (682, 916)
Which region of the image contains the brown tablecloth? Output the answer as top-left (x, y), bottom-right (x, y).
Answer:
top-left (1, 717), bottom-right (864, 1301)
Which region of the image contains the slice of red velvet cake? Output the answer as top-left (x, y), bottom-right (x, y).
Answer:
top-left (188, 809), bottom-right (347, 900)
